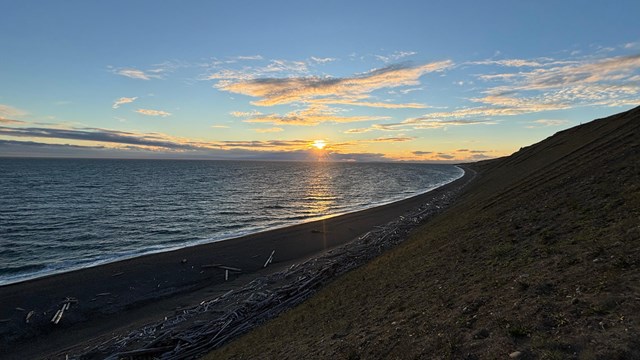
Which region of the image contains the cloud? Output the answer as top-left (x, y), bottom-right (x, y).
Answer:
top-left (398, 115), bottom-right (498, 129)
top-left (375, 51), bottom-right (417, 63)
top-left (0, 118), bottom-right (26, 125)
top-left (532, 119), bottom-right (569, 126)
top-left (508, 54), bottom-right (640, 92)
top-left (368, 136), bottom-right (414, 142)
top-left (216, 61), bottom-right (453, 108)
top-left (407, 148), bottom-right (495, 162)
top-left (309, 98), bottom-right (429, 109)
top-left (0, 124), bottom-right (321, 152)
top-left (234, 55), bottom-right (263, 61)
top-left (211, 124), bottom-right (230, 128)
top-left (135, 109), bottom-right (172, 117)
top-left (241, 104), bottom-right (389, 126)
top-left (344, 127), bottom-right (372, 134)
top-left (112, 96), bottom-right (138, 109)
top-left (472, 59), bottom-right (544, 67)
top-left (436, 153), bottom-right (455, 159)
top-left (0, 138), bottom-right (394, 162)
top-left (398, 87), bottom-right (423, 94)
top-left (0, 125), bottom-right (195, 149)
top-left (262, 59), bottom-right (308, 74)
top-left (230, 110), bottom-right (263, 117)
top-left (475, 55), bottom-right (640, 109)
top-left (113, 68), bottom-right (161, 80)
top-left (0, 104), bottom-right (26, 118)
top-left (253, 127), bottom-right (284, 133)
top-left (525, 119), bottom-right (570, 128)
top-left (372, 123), bottom-right (404, 131)
top-left (310, 56), bottom-right (337, 64)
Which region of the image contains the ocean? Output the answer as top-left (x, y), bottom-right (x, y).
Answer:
top-left (0, 158), bottom-right (463, 285)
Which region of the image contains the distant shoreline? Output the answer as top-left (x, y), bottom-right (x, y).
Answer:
top-left (0, 167), bottom-right (471, 358)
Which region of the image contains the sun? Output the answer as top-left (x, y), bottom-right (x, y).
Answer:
top-left (312, 139), bottom-right (327, 150)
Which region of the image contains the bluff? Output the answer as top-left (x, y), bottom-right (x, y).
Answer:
top-left (213, 107), bottom-right (640, 359)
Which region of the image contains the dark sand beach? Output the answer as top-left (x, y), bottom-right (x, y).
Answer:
top-left (0, 169), bottom-right (472, 359)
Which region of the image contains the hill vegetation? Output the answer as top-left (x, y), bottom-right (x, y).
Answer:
top-left (210, 106), bottom-right (640, 359)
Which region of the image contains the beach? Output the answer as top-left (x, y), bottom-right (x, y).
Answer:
top-left (1, 168), bottom-right (472, 359)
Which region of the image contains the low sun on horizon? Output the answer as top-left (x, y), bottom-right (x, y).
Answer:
top-left (312, 139), bottom-right (327, 150)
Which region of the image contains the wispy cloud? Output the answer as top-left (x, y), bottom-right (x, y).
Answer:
top-left (402, 117), bottom-right (498, 129)
top-left (207, 59), bottom-right (309, 80)
top-left (252, 127), bottom-right (284, 133)
top-left (310, 56), bottom-right (337, 64)
top-left (211, 124), bottom-right (230, 128)
top-left (375, 51), bottom-right (417, 63)
top-left (368, 136), bottom-right (415, 142)
top-left (399, 54), bottom-right (640, 131)
top-left (476, 55), bottom-right (640, 109)
top-left (135, 109), bottom-right (172, 117)
top-left (526, 119), bottom-right (570, 128)
top-left (0, 118), bottom-right (26, 125)
top-left (498, 54), bottom-right (640, 92)
top-left (344, 127), bottom-right (373, 134)
top-left (240, 104), bottom-right (389, 126)
top-left (471, 59), bottom-right (544, 67)
top-left (234, 55), bottom-right (263, 61)
top-left (230, 110), bottom-right (263, 118)
top-left (216, 61), bottom-right (452, 108)
top-left (344, 122), bottom-right (408, 134)
top-left (112, 96), bottom-right (138, 109)
top-left (0, 104), bottom-right (26, 118)
top-left (113, 68), bottom-right (161, 80)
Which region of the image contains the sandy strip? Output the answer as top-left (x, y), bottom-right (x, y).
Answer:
top-left (0, 168), bottom-right (472, 359)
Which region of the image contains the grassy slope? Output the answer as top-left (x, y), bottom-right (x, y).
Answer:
top-left (211, 107), bottom-right (640, 359)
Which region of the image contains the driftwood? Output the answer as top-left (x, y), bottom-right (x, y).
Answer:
top-left (263, 250), bottom-right (275, 268)
top-left (50, 300), bottom-right (74, 325)
top-left (200, 264), bottom-right (222, 269)
top-left (75, 171), bottom-right (475, 359)
top-left (201, 264), bottom-right (241, 272)
top-left (217, 265), bottom-right (241, 272)
top-left (25, 310), bottom-right (34, 324)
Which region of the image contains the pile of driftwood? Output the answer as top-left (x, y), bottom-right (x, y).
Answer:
top-left (79, 172), bottom-right (473, 360)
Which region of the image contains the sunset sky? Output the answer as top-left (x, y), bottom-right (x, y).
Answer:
top-left (1, 0), bottom-right (639, 162)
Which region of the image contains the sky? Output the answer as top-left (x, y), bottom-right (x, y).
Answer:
top-left (1, 0), bottom-right (639, 162)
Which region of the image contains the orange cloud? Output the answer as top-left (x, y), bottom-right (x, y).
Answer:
top-left (252, 127), bottom-right (284, 133)
top-left (241, 104), bottom-right (389, 126)
top-left (0, 104), bottom-right (26, 118)
top-left (135, 109), bottom-right (172, 117)
top-left (218, 61), bottom-right (452, 108)
top-left (112, 97), bottom-right (138, 109)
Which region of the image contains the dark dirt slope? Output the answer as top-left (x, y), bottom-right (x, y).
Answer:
top-left (211, 107), bottom-right (640, 360)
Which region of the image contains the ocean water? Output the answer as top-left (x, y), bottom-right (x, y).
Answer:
top-left (0, 158), bottom-right (463, 285)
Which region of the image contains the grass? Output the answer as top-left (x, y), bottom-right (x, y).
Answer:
top-left (207, 106), bottom-right (640, 359)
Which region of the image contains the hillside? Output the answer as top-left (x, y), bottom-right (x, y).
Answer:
top-left (210, 106), bottom-right (640, 359)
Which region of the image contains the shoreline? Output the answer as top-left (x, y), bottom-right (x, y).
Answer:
top-left (0, 167), bottom-right (464, 288)
top-left (1, 167), bottom-right (472, 359)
